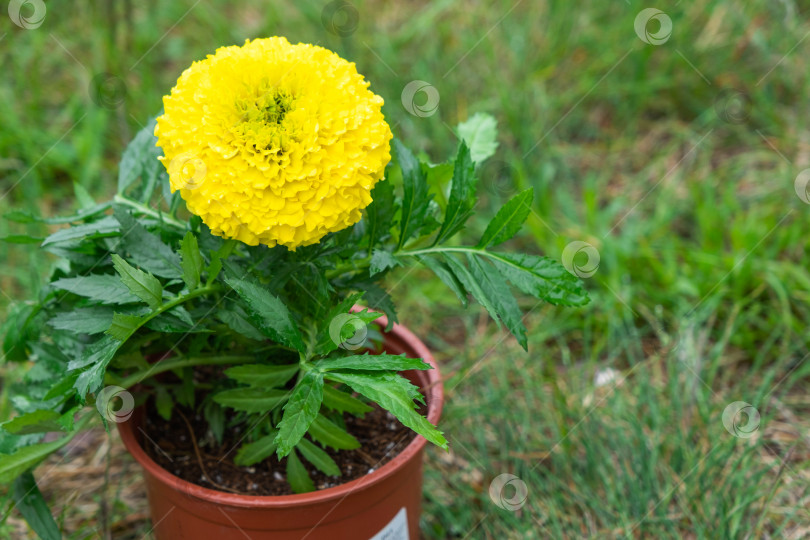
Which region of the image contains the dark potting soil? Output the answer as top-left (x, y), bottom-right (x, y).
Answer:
top-left (140, 397), bottom-right (417, 496)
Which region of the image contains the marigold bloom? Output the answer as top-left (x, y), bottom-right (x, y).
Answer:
top-left (155, 37), bottom-right (392, 249)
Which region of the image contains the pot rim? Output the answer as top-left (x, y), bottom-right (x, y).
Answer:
top-left (118, 314), bottom-right (443, 509)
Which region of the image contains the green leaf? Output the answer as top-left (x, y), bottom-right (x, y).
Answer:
top-left (41, 216), bottom-right (120, 247)
top-left (322, 384), bottom-right (373, 415)
top-left (394, 139), bottom-right (432, 249)
top-left (224, 364), bottom-right (299, 388)
top-left (417, 255), bottom-right (468, 307)
top-left (275, 371), bottom-right (324, 458)
top-left (313, 293), bottom-right (365, 356)
top-left (225, 276), bottom-right (304, 352)
top-left (286, 449), bottom-right (315, 493)
top-left (2, 410), bottom-right (72, 435)
top-left (325, 371), bottom-right (446, 449)
top-left (296, 438), bottom-right (340, 477)
top-left (443, 254), bottom-right (501, 327)
top-left (0, 434), bottom-right (75, 483)
top-left (155, 387), bottom-right (173, 421)
top-left (51, 275), bottom-right (139, 305)
top-left (213, 387), bottom-right (288, 413)
top-left (307, 413), bottom-right (361, 450)
top-left (118, 117), bottom-right (160, 195)
top-left (234, 432), bottom-right (278, 466)
top-left (114, 209), bottom-right (183, 279)
top-left (203, 400), bottom-right (225, 444)
top-left (477, 188), bottom-right (533, 248)
top-left (13, 471), bottom-right (62, 540)
top-left (71, 337), bottom-right (121, 397)
top-left (48, 307), bottom-right (115, 334)
top-left (467, 254), bottom-right (527, 350)
top-left (106, 313), bottom-right (145, 341)
top-left (366, 178), bottom-right (397, 248)
top-left (111, 254), bottom-right (163, 310)
top-left (457, 112), bottom-right (499, 163)
top-left (180, 232), bottom-right (203, 291)
top-left (218, 308), bottom-right (266, 341)
top-left (488, 252), bottom-right (589, 306)
top-left (73, 181), bottom-right (95, 209)
top-left (369, 249), bottom-right (401, 276)
top-left (1, 234), bottom-right (43, 244)
top-left (435, 142), bottom-right (477, 244)
top-left (316, 353), bottom-right (431, 372)
top-left (354, 282), bottom-right (397, 331)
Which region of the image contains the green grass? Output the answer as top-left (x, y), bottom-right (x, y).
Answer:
top-left (2, 0), bottom-right (809, 537)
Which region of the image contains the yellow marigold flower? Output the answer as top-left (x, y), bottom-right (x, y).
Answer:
top-left (155, 37), bottom-right (392, 249)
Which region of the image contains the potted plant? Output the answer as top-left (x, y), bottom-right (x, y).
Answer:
top-left (0, 37), bottom-right (588, 539)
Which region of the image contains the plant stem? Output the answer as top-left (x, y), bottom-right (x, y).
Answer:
top-left (113, 194), bottom-right (187, 230)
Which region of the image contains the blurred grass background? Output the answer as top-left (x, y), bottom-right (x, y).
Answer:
top-left (1, 0), bottom-right (809, 538)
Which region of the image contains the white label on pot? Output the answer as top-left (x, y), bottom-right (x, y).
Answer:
top-left (369, 507), bottom-right (408, 540)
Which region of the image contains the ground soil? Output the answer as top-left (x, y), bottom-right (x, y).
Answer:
top-left (140, 396), bottom-right (417, 496)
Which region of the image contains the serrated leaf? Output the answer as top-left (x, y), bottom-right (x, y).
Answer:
top-left (322, 384), bottom-right (373, 415)
top-left (180, 232), bottom-right (203, 290)
top-left (275, 371), bottom-right (324, 458)
top-left (225, 276), bottom-right (304, 352)
top-left (51, 275), bottom-right (139, 305)
top-left (41, 216), bottom-right (120, 247)
top-left (457, 113), bottom-right (499, 163)
top-left (111, 254), bottom-right (163, 310)
top-left (369, 249), bottom-right (401, 276)
top-left (366, 178), bottom-right (397, 247)
top-left (115, 209), bottom-right (183, 279)
top-left (443, 254), bottom-right (501, 327)
top-left (106, 313), bottom-right (145, 341)
top-left (213, 387), bottom-right (288, 413)
top-left (394, 140), bottom-right (432, 249)
top-left (286, 449), bottom-right (315, 493)
top-left (354, 282), bottom-right (397, 331)
top-left (417, 255), bottom-right (468, 307)
top-left (488, 252), bottom-right (589, 306)
top-left (467, 254), bottom-right (527, 350)
top-left (316, 353), bottom-right (431, 372)
top-left (48, 307), bottom-right (115, 334)
top-left (325, 371), bottom-right (446, 449)
top-left (13, 472), bottom-right (62, 540)
top-left (234, 431), bottom-right (278, 466)
top-left (435, 142), bottom-right (477, 245)
top-left (296, 438), bottom-right (340, 477)
top-left (224, 364), bottom-right (299, 388)
top-left (218, 308), bottom-right (265, 341)
top-left (71, 337), bottom-right (121, 397)
top-left (307, 413), bottom-right (361, 450)
top-left (477, 188), bottom-right (533, 248)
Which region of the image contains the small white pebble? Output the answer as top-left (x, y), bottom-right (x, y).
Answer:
top-left (246, 467), bottom-right (256, 474)
top-left (366, 468), bottom-right (375, 474)
top-left (273, 471), bottom-right (284, 481)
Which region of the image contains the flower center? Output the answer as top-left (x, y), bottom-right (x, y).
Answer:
top-left (231, 82), bottom-right (296, 156)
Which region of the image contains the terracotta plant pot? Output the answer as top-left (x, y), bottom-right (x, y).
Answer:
top-left (118, 316), bottom-right (443, 540)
